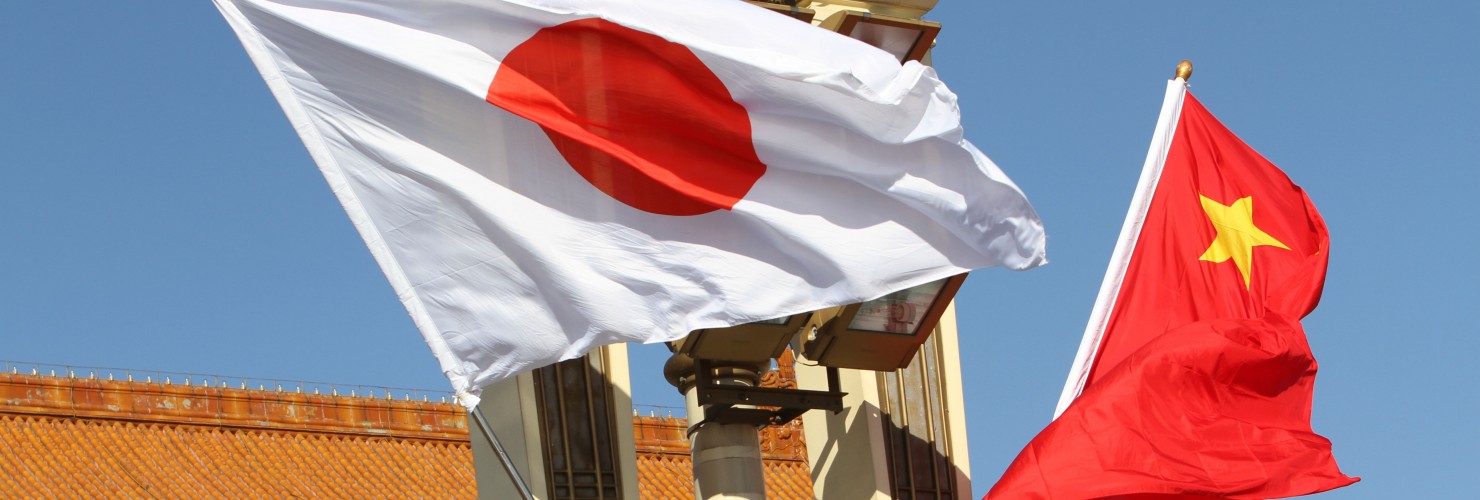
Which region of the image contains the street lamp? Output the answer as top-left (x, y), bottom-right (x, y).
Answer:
top-left (667, 274), bottom-right (963, 500)
top-left (802, 273), bottom-right (966, 370)
top-left (820, 10), bottom-right (940, 63)
top-left (666, 312), bottom-right (844, 500)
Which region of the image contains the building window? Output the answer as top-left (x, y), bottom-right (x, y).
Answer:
top-left (534, 353), bottom-right (622, 500)
top-left (877, 332), bottom-right (957, 499)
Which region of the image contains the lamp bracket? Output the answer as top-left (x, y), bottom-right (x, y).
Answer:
top-left (691, 358), bottom-right (846, 428)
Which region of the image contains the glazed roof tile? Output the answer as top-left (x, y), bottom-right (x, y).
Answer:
top-left (0, 372), bottom-right (474, 499)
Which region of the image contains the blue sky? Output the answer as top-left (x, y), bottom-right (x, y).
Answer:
top-left (3, 2), bottom-right (1476, 498)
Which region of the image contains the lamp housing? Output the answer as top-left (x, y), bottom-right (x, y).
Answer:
top-left (820, 10), bottom-right (940, 63)
top-left (802, 273), bottom-right (965, 370)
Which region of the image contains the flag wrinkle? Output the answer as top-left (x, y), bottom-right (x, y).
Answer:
top-left (243, 0), bottom-right (499, 98)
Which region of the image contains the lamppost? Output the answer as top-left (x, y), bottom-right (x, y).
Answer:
top-left (665, 311), bottom-right (842, 500)
top-left (664, 274), bottom-right (962, 499)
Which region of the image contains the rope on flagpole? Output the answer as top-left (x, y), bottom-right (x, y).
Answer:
top-left (470, 406), bottom-right (537, 500)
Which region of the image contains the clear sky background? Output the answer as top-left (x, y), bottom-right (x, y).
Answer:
top-left (2, 2), bottom-right (1475, 498)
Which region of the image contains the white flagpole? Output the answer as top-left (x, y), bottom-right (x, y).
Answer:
top-left (470, 407), bottom-right (537, 500)
top-left (1053, 61), bottom-right (1193, 418)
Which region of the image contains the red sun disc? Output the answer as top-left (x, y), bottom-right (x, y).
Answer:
top-left (487, 18), bottom-right (767, 216)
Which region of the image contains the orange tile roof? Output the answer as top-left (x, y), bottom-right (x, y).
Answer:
top-left (0, 370), bottom-right (816, 499)
top-left (0, 372), bottom-right (475, 499)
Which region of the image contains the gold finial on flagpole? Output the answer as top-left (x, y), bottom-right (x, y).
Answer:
top-left (1175, 60), bottom-right (1194, 81)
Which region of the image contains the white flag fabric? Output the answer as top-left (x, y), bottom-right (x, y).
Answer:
top-left (215, 0), bottom-right (1046, 404)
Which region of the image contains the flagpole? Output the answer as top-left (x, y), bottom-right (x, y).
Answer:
top-left (1054, 60), bottom-right (1193, 418)
top-left (470, 407), bottom-right (537, 500)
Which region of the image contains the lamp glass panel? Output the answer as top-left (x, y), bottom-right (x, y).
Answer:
top-left (754, 315), bottom-right (793, 325)
top-left (846, 21), bottom-right (924, 62)
top-left (848, 279), bottom-right (945, 335)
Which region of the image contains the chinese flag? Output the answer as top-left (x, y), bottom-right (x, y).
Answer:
top-left (988, 84), bottom-right (1358, 498)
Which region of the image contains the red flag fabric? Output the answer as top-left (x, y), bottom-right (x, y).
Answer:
top-left (990, 87), bottom-right (1357, 498)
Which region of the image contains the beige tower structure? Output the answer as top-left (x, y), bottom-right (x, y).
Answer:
top-left (473, 345), bottom-right (641, 499)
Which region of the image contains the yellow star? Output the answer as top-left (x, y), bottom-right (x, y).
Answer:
top-left (1198, 195), bottom-right (1290, 289)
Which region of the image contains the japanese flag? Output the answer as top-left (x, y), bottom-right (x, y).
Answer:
top-left (215, 0), bottom-right (1046, 403)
